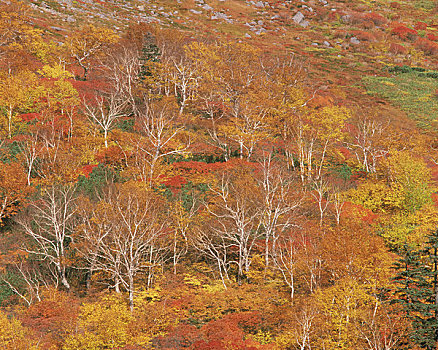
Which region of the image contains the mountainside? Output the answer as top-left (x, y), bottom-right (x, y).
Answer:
top-left (0, 0), bottom-right (438, 349)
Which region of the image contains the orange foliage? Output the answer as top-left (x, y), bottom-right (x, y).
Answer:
top-left (415, 38), bottom-right (438, 55)
top-left (351, 30), bottom-right (377, 42)
top-left (95, 145), bottom-right (125, 166)
top-left (20, 291), bottom-right (79, 349)
top-left (193, 313), bottom-right (274, 350)
top-left (389, 42), bottom-right (408, 55)
top-left (364, 12), bottom-right (388, 26)
top-left (341, 202), bottom-right (379, 225)
top-left (0, 161), bottom-right (32, 224)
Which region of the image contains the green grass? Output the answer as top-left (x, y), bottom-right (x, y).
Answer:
top-left (411, 0), bottom-right (436, 10)
top-left (362, 68), bottom-right (438, 128)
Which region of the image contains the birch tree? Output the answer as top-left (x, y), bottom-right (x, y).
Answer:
top-left (15, 184), bottom-right (78, 290)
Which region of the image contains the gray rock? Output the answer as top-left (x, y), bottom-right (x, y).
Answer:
top-left (292, 11), bottom-right (304, 24)
top-left (350, 37), bottom-right (360, 44)
top-left (300, 20), bottom-right (309, 27)
top-left (202, 4), bottom-right (213, 10)
top-left (190, 9), bottom-right (202, 14)
top-left (255, 27), bottom-right (267, 35)
top-left (323, 40), bottom-right (331, 47)
top-left (341, 14), bottom-right (351, 23)
top-left (245, 33), bottom-right (252, 38)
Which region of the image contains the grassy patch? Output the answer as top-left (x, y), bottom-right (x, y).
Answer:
top-left (362, 67), bottom-right (438, 128)
top-left (411, 0), bottom-right (436, 10)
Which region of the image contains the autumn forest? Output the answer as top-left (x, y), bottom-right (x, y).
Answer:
top-left (1, 0), bottom-right (438, 349)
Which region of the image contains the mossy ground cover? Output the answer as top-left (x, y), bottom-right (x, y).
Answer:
top-left (362, 67), bottom-right (438, 128)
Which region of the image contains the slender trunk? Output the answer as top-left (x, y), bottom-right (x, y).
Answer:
top-left (434, 246), bottom-right (438, 342)
top-left (27, 159), bottom-right (33, 186)
top-left (59, 265), bottom-right (70, 290)
top-left (129, 275), bottom-right (134, 312)
top-left (173, 230), bottom-right (178, 274)
top-left (290, 272), bottom-right (295, 300)
top-left (8, 107), bottom-right (12, 139)
top-left (114, 275), bottom-right (121, 293)
top-left (147, 245), bottom-right (154, 289)
top-left (217, 257), bottom-right (227, 289)
top-left (86, 258), bottom-right (97, 290)
top-left (78, 62), bottom-right (88, 80)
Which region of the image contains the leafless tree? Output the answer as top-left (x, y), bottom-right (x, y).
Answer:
top-left (133, 99), bottom-right (190, 186)
top-left (204, 170), bottom-right (263, 285)
top-left (83, 91), bottom-right (128, 148)
top-left (358, 299), bottom-right (404, 350)
top-left (346, 118), bottom-right (389, 173)
top-left (294, 304), bottom-right (317, 349)
top-left (101, 45), bottom-right (142, 113)
top-left (1, 261), bottom-right (58, 306)
top-left (15, 184), bottom-right (78, 290)
top-left (76, 183), bottom-right (168, 311)
top-left (258, 151), bottom-right (302, 269)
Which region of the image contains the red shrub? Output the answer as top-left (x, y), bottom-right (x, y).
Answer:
top-left (427, 33), bottom-right (438, 41)
top-left (78, 164), bottom-right (98, 178)
top-left (391, 25), bottom-right (418, 40)
top-left (414, 22), bottom-right (427, 31)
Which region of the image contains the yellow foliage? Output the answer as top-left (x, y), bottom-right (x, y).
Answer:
top-left (63, 294), bottom-right (134, 350)
top-left (39, 63), bottom-right (74, 80)
top-left (0, 70), bottom-right (41, 137)
top-left (0, 311), bottom-right (39, 350)
top-left (379, 204), bottom-right (438, 248)
top-left (383, 151), bottom-right (433, 212)
top-left (184, 273), bottom-right (203, 287)
top-left (316, 277), bottom-right (375, 349)
top-left (250, 330), bottom-right (274, 345)
top-left (347, 180), bottom-right (404, 213)
top-left (134, 287), bottom-right (162, 306)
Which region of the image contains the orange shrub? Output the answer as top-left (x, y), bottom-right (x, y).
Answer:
top-left (351, 30), bottom-right (377, 42)
top-left (415, 37), bottom-right (438, 55)
top-left (389, 42), bottom-right (408, 55)
top-left (333, 30), bottom-right (348, 39)
top-left (364, 12), bottom-right (387, 26)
